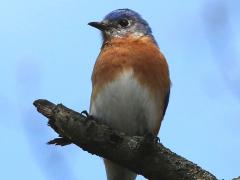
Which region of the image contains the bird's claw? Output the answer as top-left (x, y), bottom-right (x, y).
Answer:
top-left (144, 132), bottom-right (160, 144)
top-left (80, 110), bottom-right (94, 120)
top-left (81, 110), bottom-right (89, 117)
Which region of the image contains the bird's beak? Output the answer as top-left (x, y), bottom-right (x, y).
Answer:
top-left (88, 22), bottom-right (108, 31)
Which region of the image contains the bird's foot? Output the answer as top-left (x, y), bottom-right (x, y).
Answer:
top-left (143, 132), bottom-right (160, 144)
top-left (80, 110), bottom-right (94, 120)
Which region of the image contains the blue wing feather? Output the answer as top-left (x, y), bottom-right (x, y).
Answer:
top-left (162, 89), bottom-right (170, 118)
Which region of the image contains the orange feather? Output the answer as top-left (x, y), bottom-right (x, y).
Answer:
top-left (91, 35), bottom-right (170, 135)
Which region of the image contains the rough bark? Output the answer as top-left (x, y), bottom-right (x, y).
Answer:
top-left (33, 99), bottom-right (217, 180)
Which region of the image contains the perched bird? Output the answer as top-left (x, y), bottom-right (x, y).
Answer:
top-left (88, 9), bottom-right (171, 180)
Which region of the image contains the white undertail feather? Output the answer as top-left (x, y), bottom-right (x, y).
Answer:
top-left (90, 69), bottom-right (160, 180)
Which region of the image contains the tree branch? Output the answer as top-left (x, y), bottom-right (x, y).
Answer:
top-left (33, 99), bottom-right (217, 180)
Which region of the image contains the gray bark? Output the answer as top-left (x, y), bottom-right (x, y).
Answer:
top-left (33, 99), bottom-right (218, 180)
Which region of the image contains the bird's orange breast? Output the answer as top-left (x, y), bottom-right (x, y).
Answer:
top-left (91, 36), bottom-right (170, 134)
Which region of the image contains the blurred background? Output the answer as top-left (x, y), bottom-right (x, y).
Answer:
top-left (0, 0), bottom-right (239, 179)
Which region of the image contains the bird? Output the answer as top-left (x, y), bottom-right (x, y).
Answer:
top-left (88, 9), bottom-right (171, 180)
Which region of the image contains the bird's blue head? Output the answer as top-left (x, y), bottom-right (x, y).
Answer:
top-left (88, 9), bottom-right (153, 40)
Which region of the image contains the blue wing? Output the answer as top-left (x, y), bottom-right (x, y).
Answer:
top-left (162, 89), bottom-right (170, 118)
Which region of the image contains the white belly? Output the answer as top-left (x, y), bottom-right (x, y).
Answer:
top-left (90, 70), bottom-right (159, 136)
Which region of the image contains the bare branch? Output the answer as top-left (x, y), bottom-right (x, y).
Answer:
top-left (33, 99), bottom-right (217, 180)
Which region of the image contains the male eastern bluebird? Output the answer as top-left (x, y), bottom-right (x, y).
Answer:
top-left (88, 9), bottom-right (171, 180)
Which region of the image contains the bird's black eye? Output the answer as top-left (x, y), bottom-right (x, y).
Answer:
top-left (118, 19), bottom-right (129, 27)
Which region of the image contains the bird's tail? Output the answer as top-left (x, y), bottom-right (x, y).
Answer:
top-left (104, 159), bottom-right (137, 180)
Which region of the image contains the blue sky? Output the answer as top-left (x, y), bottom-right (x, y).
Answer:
top-left (0, 0), bottom-right (240, 180)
